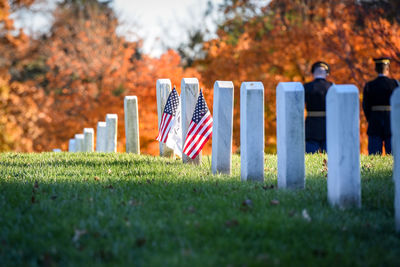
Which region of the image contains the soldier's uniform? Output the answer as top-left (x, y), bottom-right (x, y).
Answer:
top-left (363, 57), bottom-right (399, 154)
top-left (304, 61), bottom-right (333, 153)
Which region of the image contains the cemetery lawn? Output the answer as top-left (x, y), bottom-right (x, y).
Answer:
top-left (1, 153), bottom-right (399, 267)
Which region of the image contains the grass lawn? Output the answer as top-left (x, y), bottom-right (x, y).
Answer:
top-left (0, 152), bottom-right (399, 266)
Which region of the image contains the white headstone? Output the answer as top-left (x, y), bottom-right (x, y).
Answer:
top-left (391, 87), bottom-right (400, 231)
top-left (181, 78), bottom-right (200, 164)
top-left (74, 134), bottom-right (84, 152)
top-left (83, 128), bottom-right (94, 152)
top-left (96, 121), bottom-right (107, 152)
top-left (240, 82), bottom-right (264, 182)
top-left (212, 81), bottom-right (234, 174)
top-left (156, 79), bottom-right (174, 157)
top-left (68, 139), bottom-right (76, 152)
top-left (326, 84), bottom-right (361, 208)
top-left (105, 114), bottom-right (118, 152)
top-left (276, 82), bottom-right (305, 189)
top-left (124, 96), bottom-right (140, 154)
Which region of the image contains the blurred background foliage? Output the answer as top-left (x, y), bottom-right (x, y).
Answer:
top-left (0, 0), bottom-right (399, 154)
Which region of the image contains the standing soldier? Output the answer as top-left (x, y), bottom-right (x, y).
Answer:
top-left (363, 57), bottom-right (399, 155)
top-left (304, 61), bottom-right (333, 153)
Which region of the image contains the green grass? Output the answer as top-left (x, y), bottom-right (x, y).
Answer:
top-left (0, 153), bottom-right (399, 266)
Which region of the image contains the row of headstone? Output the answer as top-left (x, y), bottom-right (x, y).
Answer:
top-left (156, 77), bottom-right (399, 232)
top-left (155, 79), bottom-right (264, 179)
top-left (156, 78), bottom-right (237, 175)
top-left (156, 79), bottom-right (396, 212)
top-left (275, 83), bottom-right (362, 208)
top-left (155, 79), bottom-right (264, 178)
top-left (67, 130), bottom-right (94, 152)
top-left (156, 78), bottom-right (203, 164)
top-left (66, 96), bottom-right (140, 153)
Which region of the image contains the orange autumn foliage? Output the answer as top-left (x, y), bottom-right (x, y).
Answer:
top-left (33, 1), bottom-right (200, 154)
top-left (198, 0), bottom-right (400, 154)
top-left (1, 0), bottom-right (399, 156)
top-left (0, 0), bottom-right (51, 151)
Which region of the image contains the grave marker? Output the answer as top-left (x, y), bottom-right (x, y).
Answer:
top-left (75, 134), bottom-right (84, 152)
top-left (211, 81), bottom-right (234, 174)
top-left (240, 82), bottom-right (264, 182)
top-left (391, 88), bottom-right (400, 231)
top-left (96, 122), bottom-right (107, 152)
top-left (276, 82), bottom-right (305, 189)
top-left (68, 139), bottom-right (76, 152)
top-left (106, 114), bottom-right (118, 152)
top-left (181, 78), bottom-right (200, 164)
top-left (156, 79), bottom-right (174, 157)
top-left (124, 96), bottom-right (140, 154)
top-left (326, 84), bottom-right (361, 208)
top-left (83, 128), bottom-right (94, 152)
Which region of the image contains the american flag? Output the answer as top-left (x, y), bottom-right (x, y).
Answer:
top-left (183, 89), bottom-right (213, 159)
top-left (156, 88), bottom-right (180, 143)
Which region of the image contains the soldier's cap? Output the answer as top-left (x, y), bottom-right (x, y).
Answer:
top-left (311, 61), bottom-right (330, 74)
top-left (373, 57), bottom-right (391, 65)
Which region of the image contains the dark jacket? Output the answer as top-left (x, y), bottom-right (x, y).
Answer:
top-left (304, 78), bottom-right (333, 141)
top-left (362, 76), bottom-right (398, 138)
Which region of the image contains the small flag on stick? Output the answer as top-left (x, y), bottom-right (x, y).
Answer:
top-left (156, 87), bottom-right (180, 143)
top-left (183, 89), bottom-right (213, 159)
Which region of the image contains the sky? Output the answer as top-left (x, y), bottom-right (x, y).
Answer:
top-left (11, 0), bottom-right (226, 57)
top-left (111, 0), bottom-right (225, 56)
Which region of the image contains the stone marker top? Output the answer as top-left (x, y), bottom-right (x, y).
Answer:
top-left (330, 84), bottom-right (358, 94)
top-left (391, 88), bottom-right (400, 105)
top-left (75, 134), bottom-right (84, 139)
top-left (156, 79), bottom-right (171, 85)
top-left (278, 82), bottom-right (303, 92)
top-left (181, 78), bottom-right (199, 85)
top-left (106, 114), bottom-right (118, 119)
top-left (241, 82), bottom-right (264, 90)
top-left (215, 81), bottom-right (234, 88)
top-left (98, 121), bottom-right (106, 127)
top-left (84, 128), bottom-right (94, 133)
top-left (125, 96), bottom-right (137, 101)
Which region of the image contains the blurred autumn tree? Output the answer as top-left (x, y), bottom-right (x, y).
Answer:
top-left (1, 0), bottom-right (399, 154)
top-left (197, 0), bottom-right (400, 153)
top-left (0, 0), bottom-right (51, 152)
top-left (28, 0), bottom-right (197, 153)
top-left (0, 0), bottom-right (197, 153)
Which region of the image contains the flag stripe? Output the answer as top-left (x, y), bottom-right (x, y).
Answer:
top-left (183, 115), bottom-right (212, 154)
top-left (183, 115), bottom-right (212, 152)
top-left (188, 126), bottom-right (212, 158)
top-left (156, 114), bottom-right (168, 141)
top-left (157, 114), bottom-right (170, 141)
top-left (157, 114), bottom-right (169, 140)
top-left (186, 122), bottom-right (213, 157)
top-left (159, 115), bottom-right (172, 142)
top-left (158, 114), bottom-right (168, 134)
top-left (185, 120), bottom-right (213, 156)
top-left (160, 116), bottom-right (173, 143)
top-left (183, 112), bottom-right (211, 149)
top-left (183, 122), bottom-right (196, 147)
top-left (182, 89), bottom-right (213, 160)
top-left (156, 88), bottom-right (179, 144)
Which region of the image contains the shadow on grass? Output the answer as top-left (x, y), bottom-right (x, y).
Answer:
top-left (0, 153), bottom-right (399, 266)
